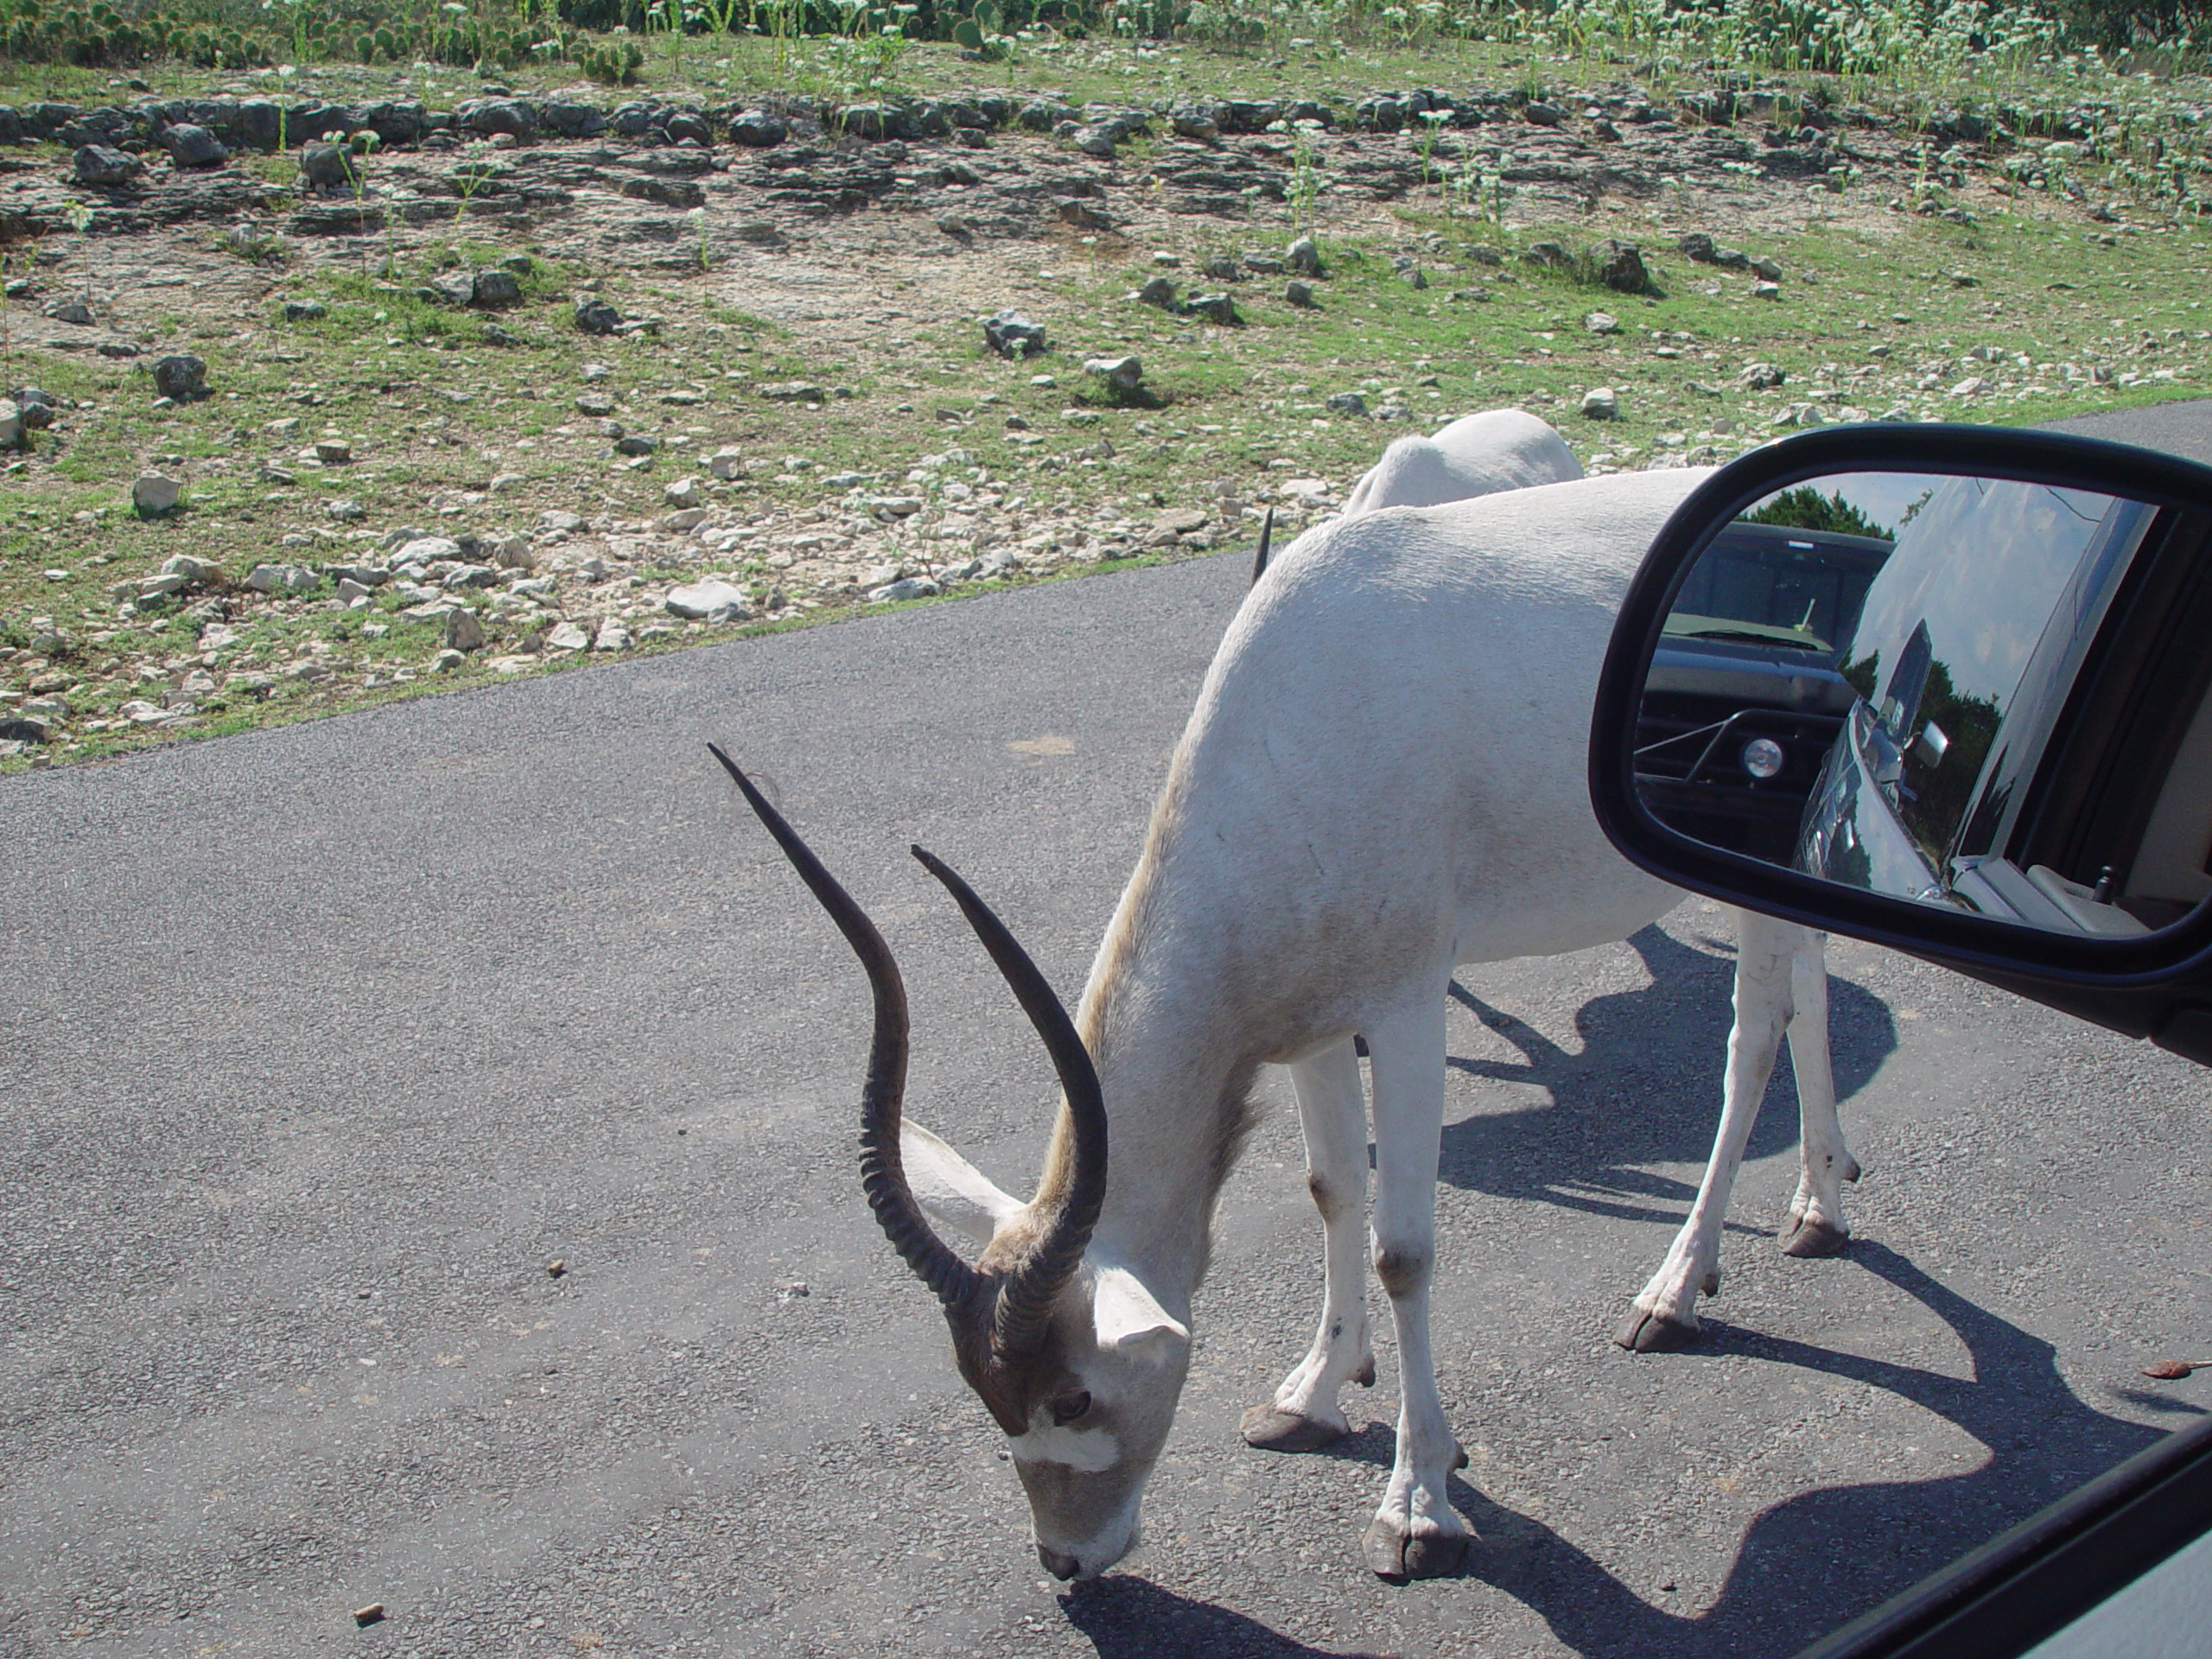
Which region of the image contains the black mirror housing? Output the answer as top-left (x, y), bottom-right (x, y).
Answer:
top-left (1589, 423), bottom-right (2212, 1063)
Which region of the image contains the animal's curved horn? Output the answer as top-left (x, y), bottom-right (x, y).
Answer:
top-left (1250, 505), bottom-right (1274, 584)
top-left (709, 746), bottom-right (982, 1311)
top-left (910, 845), bottom-right (1106, 1357)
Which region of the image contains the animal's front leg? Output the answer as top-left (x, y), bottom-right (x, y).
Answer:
top-left (1780, 928), bottom-right (1859, 1256)
top-left (1361, 998), bottom-right (1471, 1580)
top-left (1244, 1039), bottom-right (1376, 1453)
top-left (1616, 908), bottom-right (1795, 1353)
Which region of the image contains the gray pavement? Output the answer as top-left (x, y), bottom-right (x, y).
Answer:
top-left (3, 410), bottom-right (2210, 1659)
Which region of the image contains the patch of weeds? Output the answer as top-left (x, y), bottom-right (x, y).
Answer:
top-left (212, 221), bottom-right (289, 264)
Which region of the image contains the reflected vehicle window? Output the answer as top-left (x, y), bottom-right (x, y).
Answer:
top-left (1799, 476), bottom-right (2154, 909)
top-left (1662, 488), bottom-right (1889, 654)
top-left (1633, 487), bottom-right (1896, 864)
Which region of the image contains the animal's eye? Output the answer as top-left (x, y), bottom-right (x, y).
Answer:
top-left (1049, 1389), bottom-right (1091, 1427)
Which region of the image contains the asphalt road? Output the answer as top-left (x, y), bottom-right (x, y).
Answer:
top-left (4, 407), bottom-right (2211, 1659)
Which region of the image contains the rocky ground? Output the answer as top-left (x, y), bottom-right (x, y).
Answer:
top-left (1, 65), bottom-right (2202, 765)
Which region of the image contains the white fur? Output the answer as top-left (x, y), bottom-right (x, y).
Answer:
top-left (1339, 407), bottom-right (1585, 518)
top-left (1011, 1422), bottom-right (1124, 1471)
top-left (908, 417), bottom-right (1856, 1579)
top-left (904, 1122), bottom-right (1025, 1246)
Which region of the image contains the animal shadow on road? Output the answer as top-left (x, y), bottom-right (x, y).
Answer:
top-left (1059, 1578), bottom-right (1383, 1659)
top-left (1439, 925), bottom-right (1897, 1228)
top-left (1056, 1245), bottom-right (2186, 1658)
top-left (1320, 1240), bottom-right (2195, 1658)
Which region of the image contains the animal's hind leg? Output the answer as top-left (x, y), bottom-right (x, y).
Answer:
top-left (1361, 996), bottom-right (1471, 1580)
top-left (1615, 908), bottom-right (1796, 1353)
top-left (1243, 1038), bottom-right (1375, 1453)
top-left (1780, 929), bottom-right (1859, 1257)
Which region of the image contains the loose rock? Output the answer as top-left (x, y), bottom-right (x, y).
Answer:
top-left (132, 474), bottom-right (181, 515)
top-left (869, 576), bottom-right (941, 603)
top-left (300, 143), bottom-right (353, 190)
top-left (1287, 236), bottom-right (1325, 276)
top-left (73, 144), bottom-right (141, 188)
top-left (664, 580), bottom-right (752, 622)
top-left (471, 269), bottom-right (523, 308)
top-left (246, 563), bottom-right (319, 594)
top-left (159, 552), bottom-right (222, 585)
top-left (729, 111), bottom-right (788, 148)
top-left (1084, 355), bottom-right (1144, 396)
top-left (444, 609), bottom-right (486, 652)
top-left (1591, 238), bottom-right (1652, 295)
top-left (1581, 386), bottom-right (1620, 419)
top-left (983, 309), bottom-right (1047, 357)
top-left (162, 123), bottom-right (229, 168)
top-left (575, 296), bottom-right (625, 335)
top-left (152, 355), bottom-right (207, 402)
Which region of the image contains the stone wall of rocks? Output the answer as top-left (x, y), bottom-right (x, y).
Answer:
top-left (0, 79), bottom-right (1916, 171)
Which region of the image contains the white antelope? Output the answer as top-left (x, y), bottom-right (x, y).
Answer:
top-left (715, 427), bottom-right (1858, 1584)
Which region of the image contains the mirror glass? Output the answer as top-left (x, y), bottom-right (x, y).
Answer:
top-left (1631, 469), bottom-right (2212, 938)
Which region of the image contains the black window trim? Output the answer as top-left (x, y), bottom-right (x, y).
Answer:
top-left (1794, 1412), bottom-right (2212, 1659)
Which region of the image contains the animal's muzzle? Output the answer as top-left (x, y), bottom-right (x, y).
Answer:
top-left (1037, 1544), bottom-right (1081, 1581)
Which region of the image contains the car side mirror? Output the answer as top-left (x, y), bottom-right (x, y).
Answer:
top-left (1588, 423), bottom-right (2212, 1064)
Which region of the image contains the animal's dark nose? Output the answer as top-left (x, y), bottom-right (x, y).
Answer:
top-left (1037, 1544), bottom-right (1080, 1581)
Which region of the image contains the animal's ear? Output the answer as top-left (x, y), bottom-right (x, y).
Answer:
top-left (902, 1122), bottom-right (1027, 1247)
top-left (1091, 1265), bottom-right (1188, 1365)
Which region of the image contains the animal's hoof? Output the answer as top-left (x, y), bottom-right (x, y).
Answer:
top-left (1613, 1306), bottom-right (1700, 1353)
top-left (1781, 1216), bottom-right (1850, 1258)
top-left (1363, 1517), bottom-right (1470, 1581)
top-left (1842, 1154), bottom-right (1863, 1183)
top-left (1241, 1403), bottom-right (1349, 1452)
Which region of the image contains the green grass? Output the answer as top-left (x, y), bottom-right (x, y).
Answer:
top-left (8, 200), bottom-right (2209, 772)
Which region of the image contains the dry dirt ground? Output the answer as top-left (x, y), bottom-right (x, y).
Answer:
top-left (4, 90), bottom-right (1941, 366)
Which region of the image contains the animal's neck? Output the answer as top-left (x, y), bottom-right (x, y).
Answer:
top-left (1039, 826), bottom-right (1258, 1313)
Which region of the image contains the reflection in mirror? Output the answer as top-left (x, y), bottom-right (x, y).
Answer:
top-left (1631, 470), bottom-right (2212, 938)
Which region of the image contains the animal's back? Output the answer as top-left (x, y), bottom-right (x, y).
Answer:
top-left (1153, 471), bottom-right (1703, 1033)
top-left (1341, 409), bottom-right (1585, 517)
